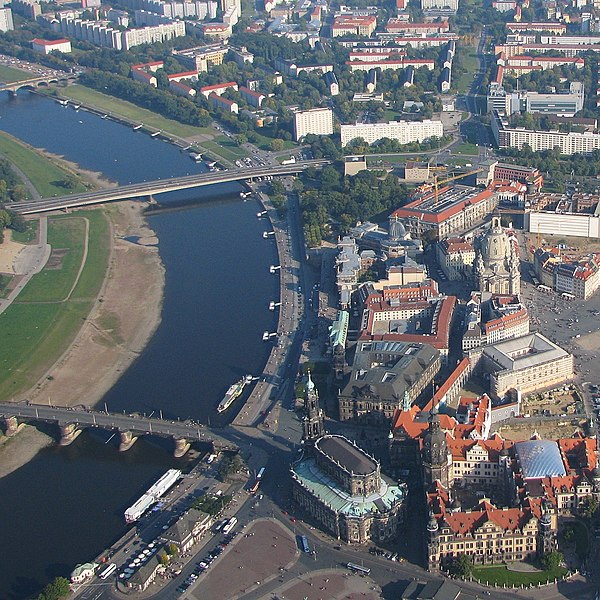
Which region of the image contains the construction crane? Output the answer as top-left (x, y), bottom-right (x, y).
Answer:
top-left (415, 168), bottom-right (485, 205)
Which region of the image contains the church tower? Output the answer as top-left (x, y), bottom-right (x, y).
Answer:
top-left (422, 410), bottom-right (449, 488)
top-left (302, 371), bottom-right (325, 443)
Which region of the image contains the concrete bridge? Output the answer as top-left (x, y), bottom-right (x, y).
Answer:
top-left (0, 73), bottom-right (79, 94)
top-left (5, 160), bottom-right (330, 215)
top-left (0, 402), bottom-right (238, 457)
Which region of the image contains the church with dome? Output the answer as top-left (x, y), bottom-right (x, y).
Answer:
top-left (290, 372), bottom-right (407, 544)
top-left (473, 216), bottom-right (520, 295)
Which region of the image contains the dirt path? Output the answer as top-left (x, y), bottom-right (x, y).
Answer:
top-left (65, 217), bottom-right (89, 301)
top-left (0, 202), bottom-right (164, 478)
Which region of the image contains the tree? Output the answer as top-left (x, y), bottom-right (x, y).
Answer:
top-left (36, 577), bottom-right (70, 600)
top-left (60, 173), bottom-right (79, 190)
top-left (580, 497), bottom-right (598, 519)
top-left (448, 554), bottom-right (472, 578)
top-left (167, 543), bottom-right (179, 556)
top-left (270, 138), bottom-right (284, 152)
top-left (540, 551), bottom-right (563, 571)
top-left (158, 550), bottom-right (170, 566)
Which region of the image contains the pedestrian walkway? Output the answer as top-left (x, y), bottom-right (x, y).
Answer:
top-left (0, 216), bottom-right (50, 315)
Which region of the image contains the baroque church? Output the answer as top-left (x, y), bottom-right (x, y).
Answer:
top-left (473, 216), bottom-right (520, 295)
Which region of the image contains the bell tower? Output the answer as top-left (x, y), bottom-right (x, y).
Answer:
top-left (302, 371), bottom-right (325, 443)
top-left (422, 409), bottom-right (449, 488)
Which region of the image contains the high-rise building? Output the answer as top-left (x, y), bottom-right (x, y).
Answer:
top-left (293, 108), bottom-right (334, 141)
top-left (0, 7), bottom-right (14, 31)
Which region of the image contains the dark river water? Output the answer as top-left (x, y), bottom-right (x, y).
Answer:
top-left (0, 91), bottom-right (277, 598)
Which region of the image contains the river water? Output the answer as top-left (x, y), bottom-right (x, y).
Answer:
top-left (0, 92), bottom-right (278, 598)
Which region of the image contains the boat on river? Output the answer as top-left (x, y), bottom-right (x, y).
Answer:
top-left (217, 375), bottom-right (253, 413)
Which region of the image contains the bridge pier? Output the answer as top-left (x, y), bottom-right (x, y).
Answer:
top-left (59, 422), bottom-right (82, 446)
top-left (119, 430), bottom-right (138, 452)
top-left (3, 415), bottom-right (20, 437)
top-left (173, 437), bottom-right (190, 458)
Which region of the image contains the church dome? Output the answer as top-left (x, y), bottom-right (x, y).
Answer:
top-left (479, 217), bottom-right (510, 265)
top-left (389, 216), bottom-right (407, 241)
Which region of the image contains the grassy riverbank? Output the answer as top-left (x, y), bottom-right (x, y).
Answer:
top-left (0, 132), bottom-right (89, 198)
top-left (0, 210), bottom-right (110, 400)
top-left (57, 85), bottom-right (213, 139)
top-left (0, 65), bottom-right (30, 83)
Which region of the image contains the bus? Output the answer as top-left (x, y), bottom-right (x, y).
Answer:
top-left (249, 467), bottom-right (266, 494)
top-left (299, 535), bottom-right (310, 554)
top-left (222, 516), bottom-right (237, 535)
top-left (347, 562), bottom-right (371, 575)
top-left (99, 563), bottom-right (117, 580)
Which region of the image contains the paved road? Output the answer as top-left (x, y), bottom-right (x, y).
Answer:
top-left (0, 402), bottom-right (238, 448)
top-left (0, 216), bottom-right (50, 315)
top-left (4, 161), bottom-right (330, 215)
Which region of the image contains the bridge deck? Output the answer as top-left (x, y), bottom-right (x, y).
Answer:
top-left (5, 160), bottom-right (329, 215)
top-left (0, 402), bottom-right (236, 448)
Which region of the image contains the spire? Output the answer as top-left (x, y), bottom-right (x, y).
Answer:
top-left (402, 389), bottom-right (411, 412)
top-left (306, 370), bottom-right (315, 392)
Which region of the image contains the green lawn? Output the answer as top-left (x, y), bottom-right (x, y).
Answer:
top-left (250, 132), bottom-right (296, 152)
top-left (203, 137), bottom-right (249, 162)
top-left (18, 217), bottom-right (87, 303)
top-left (59, 85), bottom-right (215, 139)
top-left (0, 274), bottom-right (12, 299)
top-left (0, 210), bottom-right (110, 400)
top-left (383, 110), bottom-right (403, 122)
top-left (472, 564), bottom-right (568, 586)
top-left (367, 154), bottom-right (411, 165)
top-left (454, 44), bottom-right (479, 94)
top-left (0, 64), bottom-right (31, 84)
top-left (0, 132), bottom-right (89, 198)
top-left (453, 142), bottom-right (479, 156)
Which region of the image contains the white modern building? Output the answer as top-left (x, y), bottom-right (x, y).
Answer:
top-left (0, 7), bottom-right (14, 32)
top-left (293, 108), bottom-right (334, 141)
top-left (421, 0), bottom-right (459, 10)
top-left (341, 119), bottom-right (443, 147)
top-left (31, 38), bottom-right (72, 54)
top-left (492, 110), bottom-right (600, 154)
top-left (527, 210), bottom-right (600, 239)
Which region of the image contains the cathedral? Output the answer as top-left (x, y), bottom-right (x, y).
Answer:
top-left (473, 216), bottom-right (520, 295)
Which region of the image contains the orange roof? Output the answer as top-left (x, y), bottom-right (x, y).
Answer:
top-left (200, 81), bottom-right (238, 92)
top-left (392, 186), bottom-right (494, 224)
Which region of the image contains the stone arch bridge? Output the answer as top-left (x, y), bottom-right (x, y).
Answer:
top-left (0, 402), bottom-right (238, 458)
top-left (0, 74), bottom-right (79, 95)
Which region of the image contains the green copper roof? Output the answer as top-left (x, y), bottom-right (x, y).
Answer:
top-left (329, 310), bottom-right (349, 347)
top-left (292, 457), bottom-right (405, 517)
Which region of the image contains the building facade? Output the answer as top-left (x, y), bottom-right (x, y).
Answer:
top-left (293, 108), bottom-right (334, 141)
top-left (469, 332), bottom-right (574, 398)
top-left (338, 340), bottom-right (441, 424)
top-left (340, 120), bottom-right (443, 147)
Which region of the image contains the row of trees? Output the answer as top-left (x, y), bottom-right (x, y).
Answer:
top-left (0, 159), bottom-right (27, 203)
top-left (79, 71), bottom-right (211, 127)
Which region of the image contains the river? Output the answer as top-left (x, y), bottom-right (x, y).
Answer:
top-left (0, 91), bottom-right (278, 598)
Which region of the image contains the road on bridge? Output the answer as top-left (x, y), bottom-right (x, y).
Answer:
top-left (0, 402), bottom-right (239, 448)
top-left (5, 160), bottom-right (330, 215)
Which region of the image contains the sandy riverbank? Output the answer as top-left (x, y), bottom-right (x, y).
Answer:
top-left (26, 201), bottom-right (164, 408)
top-left (0, 201), bottom-right (165, 478)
